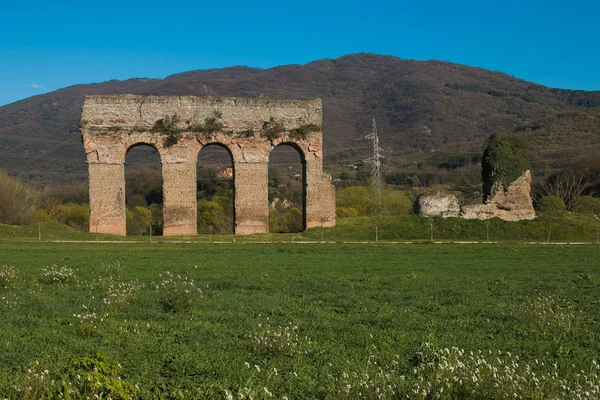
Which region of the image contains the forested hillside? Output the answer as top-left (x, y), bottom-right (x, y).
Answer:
top-left (1, 53), bottom-right (599, 189)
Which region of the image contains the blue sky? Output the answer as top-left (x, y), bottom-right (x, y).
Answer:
top-left (1, 0), bottom-right (599, 106)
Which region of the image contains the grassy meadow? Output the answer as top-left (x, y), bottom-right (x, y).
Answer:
top-left (1, 212), bottom-right (600, 244)
top-left (1, 242), bottom-right (599, 399)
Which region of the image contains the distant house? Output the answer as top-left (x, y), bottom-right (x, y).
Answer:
top-left (217, 168), bottom-right (233, 179)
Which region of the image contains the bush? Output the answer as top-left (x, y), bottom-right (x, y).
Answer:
top-left (337, 186), bottom-right (413, 216)
top-left (0, 265), bottom-right (19, 288)
top-left (381, 190), bottom-right (413, 215)
top-left (261, 118), bottom-right (286, 140)
top-left (336, 206), bottom-right (359, 219)
top-left (482, 135), bottom-right (530, 197)
top-left (197, 199), bottom-right (231, 234)
top-left (40, 265), bottom-right (77, 285)
top-left (156, 271), bottom-right (203, 313)
top-left (13, 353), bottom-right (138, 400)
top-left (337, 186), bottom-right (371, 216)
top-left (34, 209), bottom-right (52, 222)
top-left (572, 196), bottom-right (600, 215)
top-left (126, 206), bottom-right (152, 235)
top-left (289, 123), bottom-right (321, 140)
top-left (190, 111), bottom-right (224, 134)
top-left (152, 114), bottom-right (181, 147)
top-left (0, 170), bottom-right (38, 225)
top-left (54, 203), bottom-right (90, 231)
top-left (537, 196), bottom-right (567, 216)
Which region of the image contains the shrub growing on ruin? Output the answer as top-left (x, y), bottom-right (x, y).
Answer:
top-left (289, 123), bottom-right (321, 140)
top-left (152, 114), bottom-right (182, 147)
top-left (261, 118), bottom-right (286, 140)
top-left (482, 134), bottom-right (530, 197)
top-left (189, 111), bottom-right (224, 134)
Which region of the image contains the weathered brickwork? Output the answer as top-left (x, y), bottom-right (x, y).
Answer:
top-left (81, 95), bottom-right (336, 236)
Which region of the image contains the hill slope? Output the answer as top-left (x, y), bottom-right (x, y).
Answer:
top-left (1, 53), bottom-right (599, 185)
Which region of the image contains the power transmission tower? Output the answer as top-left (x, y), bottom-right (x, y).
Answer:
top-left (361, 117), bottom-right (384, 208)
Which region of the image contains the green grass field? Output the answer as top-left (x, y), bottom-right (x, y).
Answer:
top-left (1, 242), bottom-right (599, 399)
top-left (2, 213), bottom-right (600, 244)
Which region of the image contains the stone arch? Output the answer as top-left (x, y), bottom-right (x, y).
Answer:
top-left (196, 142), bottom-right (236, 234)
top-left (124, 142), bottom-right (163, 235)
top-left (81, 95), bottom-right (336, 236)
top-left (268, 142), bottom-right (307, 232)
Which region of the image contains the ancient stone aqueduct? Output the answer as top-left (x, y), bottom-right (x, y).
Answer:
top-left (80, 95), bottom-right (336, 236)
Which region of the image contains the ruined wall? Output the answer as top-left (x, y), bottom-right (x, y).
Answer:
top-left (461, 170), bottom-right (536, 221)
top-left (81, 95), bottom-right (336, 236)
top-left (416, 193), bottom-right (461, 218)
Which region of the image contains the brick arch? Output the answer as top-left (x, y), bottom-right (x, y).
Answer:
top-left (81, 95), bottom-right (336, 236)
top-left (269, 142), bottom-right (308, 231)
top-left (122, 137), bottom-right (164, 161)
top-left (196, 142), bottom-right (236, 233)
top-left (270, 140), bottom-right (308, 163)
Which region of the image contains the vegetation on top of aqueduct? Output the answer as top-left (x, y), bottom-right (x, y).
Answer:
top-left (1, 242), bottom-right (600, 399)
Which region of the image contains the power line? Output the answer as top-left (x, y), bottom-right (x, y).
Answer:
top-left (360, 118), bottom-right (385, 205)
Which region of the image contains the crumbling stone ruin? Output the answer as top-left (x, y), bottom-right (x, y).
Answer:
top-left (80, 95), bottom-right (336, 236)
top-left (416, 170), bottom-right (536, 221)
top-left (461, 170), bottom-right (536, 221)
top-left (415, 192), bottom-right (460, 218)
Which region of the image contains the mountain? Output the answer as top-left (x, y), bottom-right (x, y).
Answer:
top-left (1, 53), bottom-right (600, 187)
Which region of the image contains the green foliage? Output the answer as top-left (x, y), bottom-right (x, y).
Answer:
top-left (126, 206), bottom-right (152, 235)
top-left (337, 186), bottom-right (371, 215)
top-left (537, 195), bottom-right (567, 215)
top-left (34, 209), bottom-right (52, 222)
top-left (289, 123), bottom-right (321, 140)
top-left (0, 170), bottom-right (39, 225)
top-left (571, 196), bottom-right (600, 215)
top-left (2, 243), bottom-right (600, 398)
top-left (197, 198), bottom-right (233, 234)
top-left (269, 207), bottom-right (303, 233)
top-left (70, 352), bottom-right (138, 399)
top-left (260, 117), bottom-right (286, 140)
top-left (482, 134), bottom-right (530, 196)
top-left (40, 265), bottom-right (77, 285)
top-left (156, 271), bottom-right (203, 313)
top-left (0, 265), bottom-right (19, 288)
top-left (381, 190), bottom-right (413, 215)
top-left (54, 203), bottom-right (90, 231)
top-left (336, 206), bottom-right (359, 219)
top-left (152, 114), bottom-right (182, 147)
top-left (13, 353), bottom-right (138, 400)
top-left (189, 110), bottom-right (224, 134)
top-left (337, 186), bottom-right (413, 216)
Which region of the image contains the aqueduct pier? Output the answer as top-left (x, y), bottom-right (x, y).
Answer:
top-left (80, 95), bottom-right (336, 236)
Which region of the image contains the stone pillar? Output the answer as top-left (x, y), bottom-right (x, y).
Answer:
top-left (88, 162), bottom-right (126, 236)
top-left (162, 162), bottom-right (197, 236)
top-left (234, 161), bottom-right (269, 234)
top-left (304, 161), bottom-right (336, 229)
top-left (316, 176), bottom-right (337, 228)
